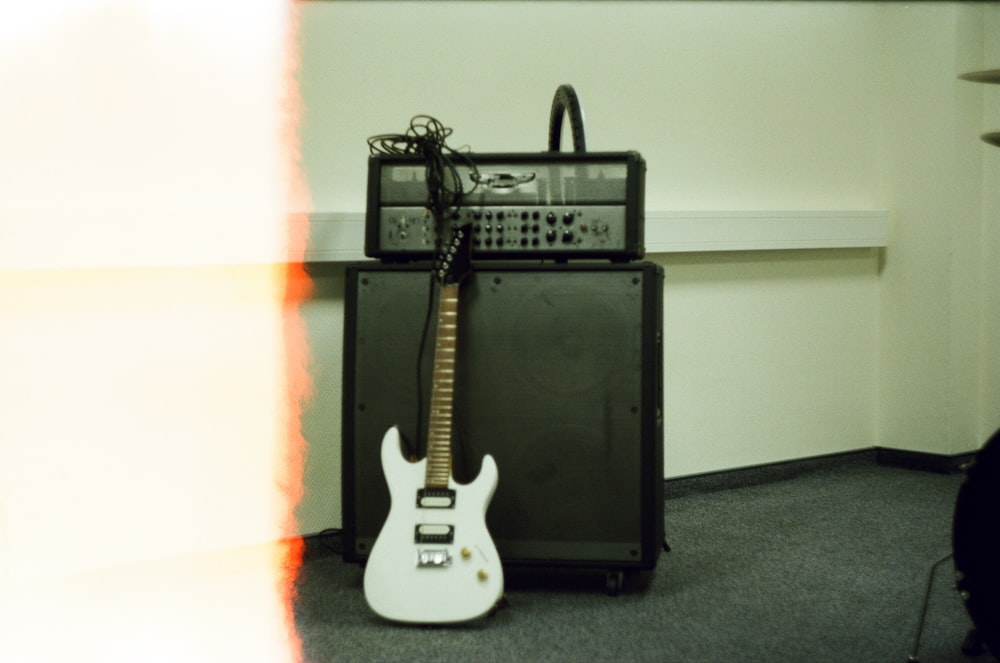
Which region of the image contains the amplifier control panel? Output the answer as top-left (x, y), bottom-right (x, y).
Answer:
top-left (377, 205), bottom-right (628, 257)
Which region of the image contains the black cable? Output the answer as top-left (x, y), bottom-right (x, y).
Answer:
top-left (411, 271), bottom-right (437, 460)
top-left (313, 528), bottom-right (343, 555)
top-left (367, 115), bottom-right (479, 226)
top-left (548, 84), bottom-right (587, 153)
top-left (907, 553), bottom-right (954, 663)
top-left (367, 115), bottom-right (477, 459)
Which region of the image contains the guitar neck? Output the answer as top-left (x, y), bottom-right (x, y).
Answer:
top-left (425, 283), bottom-right (460, 488)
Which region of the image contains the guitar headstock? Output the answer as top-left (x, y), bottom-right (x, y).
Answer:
top-left (434, 222), bottom-right (473, 287)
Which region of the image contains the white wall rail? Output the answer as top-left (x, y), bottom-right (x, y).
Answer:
top-left (302, 210), bottom-right (888, 262)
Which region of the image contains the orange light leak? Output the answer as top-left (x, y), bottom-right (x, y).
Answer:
top-left (0, 3), bottom-right (311, 662)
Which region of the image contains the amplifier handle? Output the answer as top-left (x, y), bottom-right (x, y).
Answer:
top-left (548, 84), bottom-right (587, 153)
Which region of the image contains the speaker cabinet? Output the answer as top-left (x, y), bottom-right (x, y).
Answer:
top-left (342, 262), bottom-right (664, 571)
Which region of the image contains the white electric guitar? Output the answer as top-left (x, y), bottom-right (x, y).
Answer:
top-left (363, 225), bottom-right (504, 624)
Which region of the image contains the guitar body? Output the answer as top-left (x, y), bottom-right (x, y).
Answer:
top-left (363, 426), bottom-right (504, 623)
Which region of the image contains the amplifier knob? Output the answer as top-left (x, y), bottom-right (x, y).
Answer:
top-left (485, 211), bottom-right (493, 220)
top-left (562, 229), bottom-right (574, 243)
top-left (546, 212), bottom-right (557, 225)
top-left (497, 211), bottom-right (505, 220)
top-left (532, 211), bottom-right (541, 221)
top-left (563, 212), bottom-right (575, 225)
top-left (545, 229), bottom-right (557, 242)
top-left (520, 237), bottom-right (529, 247)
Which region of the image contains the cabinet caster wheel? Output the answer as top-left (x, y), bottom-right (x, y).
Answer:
top-left (606, 570), bottom-right (624, 596)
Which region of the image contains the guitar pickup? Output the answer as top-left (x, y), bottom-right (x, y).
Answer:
top-left (416, 488), bottom-right (455, 508)
top-left (415, 524), bottom-right (454, 544)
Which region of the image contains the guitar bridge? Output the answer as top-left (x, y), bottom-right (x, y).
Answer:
top-left (415, 524), bottom-right (454, 544)
top-left (417, 488), bottom-right (455, 509)
top-left (416, 549), bottom-right (452, 568)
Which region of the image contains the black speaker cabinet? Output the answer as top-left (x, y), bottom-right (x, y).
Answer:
top-left (342, 261), bottom-right (664, 572)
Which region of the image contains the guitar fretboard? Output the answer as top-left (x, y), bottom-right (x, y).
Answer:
top-left (425, 283), bottom-right (459, 488)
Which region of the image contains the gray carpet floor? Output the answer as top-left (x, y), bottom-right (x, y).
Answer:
top-left (294, 452), bottom-right (991, 662)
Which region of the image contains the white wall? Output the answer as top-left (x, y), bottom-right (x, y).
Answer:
top-left (296, 1), bottom-right (1000, 533)
top-left (977, 9), bottom-right (1000, 445)
top-left (299, 1), bottom-right (886, 212)
top-left (876, 4), bottom-right (1000, 455)
top-left (657, 249), bottom-right (879, 475)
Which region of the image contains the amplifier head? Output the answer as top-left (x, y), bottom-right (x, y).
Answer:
top-left (364, 151), bottom-right (645, 262)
